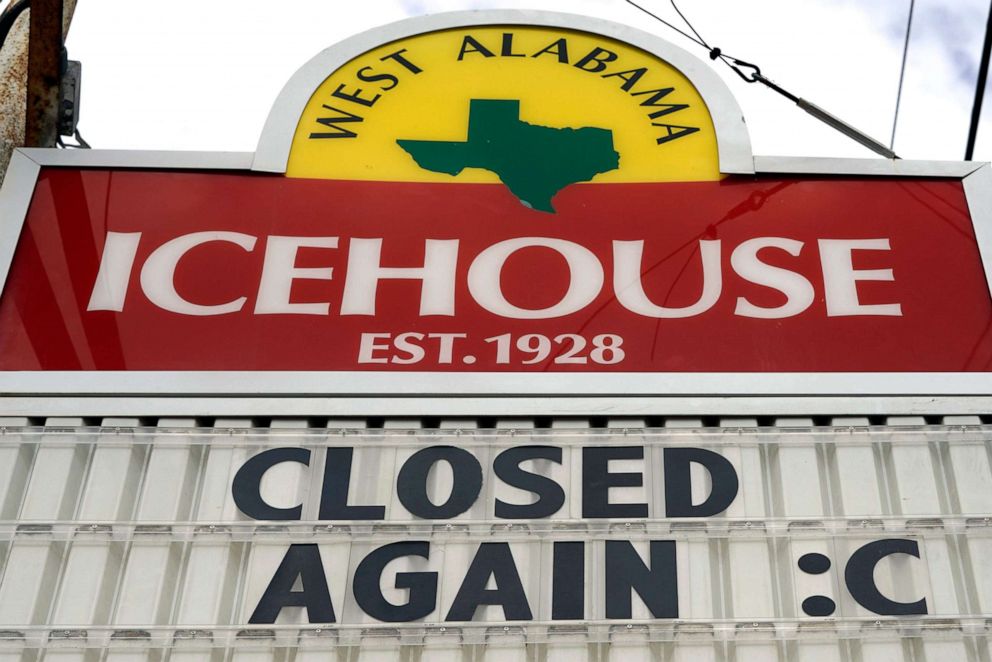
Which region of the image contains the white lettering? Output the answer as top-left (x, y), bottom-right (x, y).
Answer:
top-left (341, 239), bottom-right (458, 315)
top-left (732, 237), bottom-right (814, 318)
top-left (115, 232), bottom-right (907, 322)
top-left (254, 236), bottom-right (338, 315)
top-left (613, 240), bottom-right (721, 318)
top-left (819, 239), bottom-right (901, 316)
top-left (87, 231), bottom-right (141, 312)
top-left (392, 332), bottom-right (426, 364)
top-left (140, 231), bottom-right (256, 316)
top-left (429, 332), bottom-right (467, 363)
top-left (468, 238), bottom-right (603, 319)
top-left (358, 333), bottom-right (392, 363)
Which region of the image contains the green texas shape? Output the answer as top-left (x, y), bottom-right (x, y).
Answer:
top-left (397, 99), bottom-right (620, 213)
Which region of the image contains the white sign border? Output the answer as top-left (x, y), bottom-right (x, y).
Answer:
top-left (0, 148), bottom-right (988, 399)
top-left (251, 9), bottom-right (755, 176)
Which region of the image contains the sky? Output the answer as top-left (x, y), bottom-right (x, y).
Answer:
top-left (7, 0), bottom-right (992, 162)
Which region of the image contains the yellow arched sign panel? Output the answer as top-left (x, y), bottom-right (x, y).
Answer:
top-left (287, 25), bottom-right (721, 193)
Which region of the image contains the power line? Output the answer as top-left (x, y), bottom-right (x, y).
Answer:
top-left (627, 0), bottom-right (753, 80)
top-left (668, 0), bottom-right (709, 52)
top-left (624, 0), bottom-right (707, 50)
top-left (891, 0), bottom-right (915, 151)
top-left (623, 0), bottom-right (899, 159)
top-left (966, 0), bottom-right (992, 160)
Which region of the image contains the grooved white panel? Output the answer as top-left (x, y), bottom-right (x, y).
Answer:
top-left (0, 422), bottom-right (986, 662)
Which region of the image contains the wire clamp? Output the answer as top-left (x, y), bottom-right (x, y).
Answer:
top-left (726, 58), bottom-right (762, 83)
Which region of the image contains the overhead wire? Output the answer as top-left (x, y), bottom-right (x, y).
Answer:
top-left (966, 0), bottom-right (992, 160)
top-left (891, 0), bottom-right (915, 151)
top-left (624, 0), bottom-right (755, 80)
top-left (667, 0), bottom-right (709, 50)
top-left (623, 0), bottom-right (707, 50)
top-left (662, 0), bottom-right (746, 76)
top-left (623, 0), bottom-right (899, 159)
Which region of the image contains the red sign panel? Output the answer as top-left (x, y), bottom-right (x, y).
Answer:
top-left (1, 168), bottom-right (989, 372)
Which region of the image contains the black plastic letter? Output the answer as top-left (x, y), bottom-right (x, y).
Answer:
top-left (552, 541), bottom-right (585, 620)
top-left (249, 544), bottom-right (335, 623)
top-left (446, 543), bottom-right (533, 621)
top-left (319, 447), bottom-right (386, 520)
top-left (663, 447), bottom-right (739, 517)
top-left (353, 541), bottom-right (437, 622)
top-left (844, 539), bottom-right (928, 615)
top-left (582, 447), bottom-right (648, 518)
top-left (605, 540), bottom-right (678, 618)
top-left (232, 447), bottom-right (310, 520)
top-left (397, 446), bottom-right (483, 519)
top-left (494, 446), bottom-right (565, 519)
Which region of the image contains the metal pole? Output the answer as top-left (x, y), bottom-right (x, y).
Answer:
top-left (24, 0), bottom-right (62, 148)
top-left (966, 0), bottom-right (992, 160)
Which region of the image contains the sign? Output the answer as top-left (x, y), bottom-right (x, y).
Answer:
top-left (1, 11), bottom-right (990, 395)
top-left (1, 171), bottom-right (990, 375)
top-left (2, 424), bottom-right (991, 631)
top-left (0, 11), bottom-right (991, 660)
top-left (281, 26), bottom-right (724, 185)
